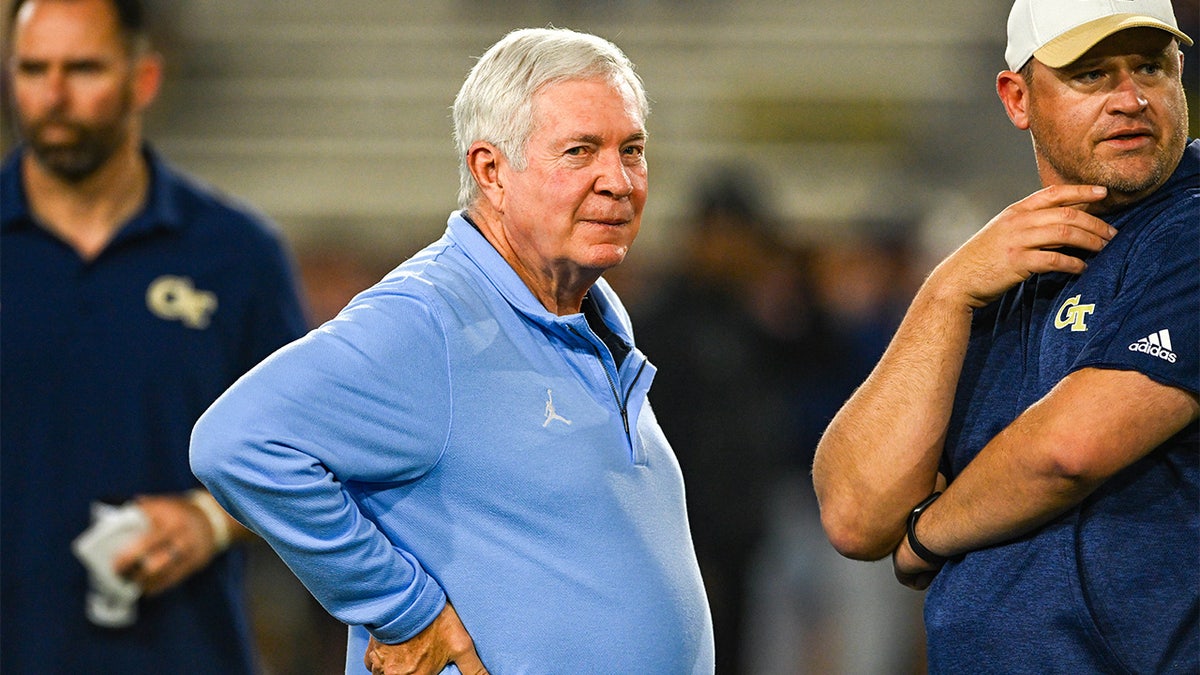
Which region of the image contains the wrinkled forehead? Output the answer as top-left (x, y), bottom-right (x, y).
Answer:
top-left (532, 76), bottom-right (646, 125)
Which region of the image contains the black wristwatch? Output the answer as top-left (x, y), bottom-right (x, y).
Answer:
top-left (906, 491), bottom-right (950, 566)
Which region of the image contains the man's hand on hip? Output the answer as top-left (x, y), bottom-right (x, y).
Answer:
top-left (365, 602), bottom-right (490, 675)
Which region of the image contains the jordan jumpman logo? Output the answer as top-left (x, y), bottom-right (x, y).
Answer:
top-left (543, 389), bottom-right (572, 427)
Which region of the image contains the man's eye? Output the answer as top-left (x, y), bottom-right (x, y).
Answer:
top-left (15, 62), bottom-right (47, 76)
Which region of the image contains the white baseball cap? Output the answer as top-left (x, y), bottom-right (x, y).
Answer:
top-left (1005, 0), bottom-right (1193, 71)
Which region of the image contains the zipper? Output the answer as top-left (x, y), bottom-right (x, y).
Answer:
top-left (622, 360), bottom-right (648, 436)
top-left (566, 324), bottom-right (643, 438)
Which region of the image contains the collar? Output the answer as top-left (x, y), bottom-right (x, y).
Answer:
top-left (1153, 137), bottom-right (1200, 195)
top-left (1, 144), bottom-right (187, 238)
top-left (1174, 137), bottom-right (1200, 186)
top-left (444, 211), bottom-right (635, 345)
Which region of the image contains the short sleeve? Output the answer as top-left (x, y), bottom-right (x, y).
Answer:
top-left (1073, 201), bottom-right (1198, 395)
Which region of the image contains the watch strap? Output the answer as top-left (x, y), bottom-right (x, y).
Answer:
top-left (906, 491), bottom-right (950, 566)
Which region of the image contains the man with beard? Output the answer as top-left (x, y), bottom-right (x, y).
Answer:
top-left (813, 0), bottom-right (1197, 672)
top-left (1, 0), bottom-right (308, 672)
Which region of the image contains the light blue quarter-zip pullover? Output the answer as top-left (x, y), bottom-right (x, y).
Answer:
top-left (191, 212), bottom-right (715, 674)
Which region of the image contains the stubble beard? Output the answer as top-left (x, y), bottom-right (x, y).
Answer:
top-left (21, 90), bottom-right (133, 184)
top-left (1029, 96), bottom-right (1188, 212)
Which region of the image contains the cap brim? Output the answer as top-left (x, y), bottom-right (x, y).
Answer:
top-left (1034, 14), bottom-right (1193, 68)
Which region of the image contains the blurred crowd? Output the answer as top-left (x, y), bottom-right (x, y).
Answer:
top-left (630, 167), bottom-right (926, 675)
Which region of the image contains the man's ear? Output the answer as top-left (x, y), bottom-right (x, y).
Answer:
top-left (996, 69), bottom-right (1031, 131)
top-left (467, 141), bottom-right (505, 211)
top-left (133, 51), bottom-right (164, 112)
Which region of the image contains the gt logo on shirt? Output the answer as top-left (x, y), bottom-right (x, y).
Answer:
top-left (1054, 295), bottom-right (1095, 332)
top-left (146, 275), bottom-right (218, 329)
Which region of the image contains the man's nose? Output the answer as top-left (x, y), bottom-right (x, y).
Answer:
top-left (1107, 70), bottom-right (1149, 115)
top-left (595, 152), bottom-right (634, 198)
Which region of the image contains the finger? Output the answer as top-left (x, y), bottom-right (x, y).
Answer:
top-left (992, 214), bottom-right (1114, 281)
top-left (112, 530), bottom-right (165, 577)
top-left (895, 568), bottom-right (935, 590)
top-left (1024, 206), bottom-right (1117, 250)
top-left (911, 571), bottom-right (937, 590)
top-left (160, 542), bottom-right (180, 566)
top-left (454, 646), bottom-right (491, 675)
top-left (133, 545), bottom-right (178, 592)
top-left (1021, 184), bottom-right (1108, 211)
top-left (1025, 248), bottom-right (1091, 276)
top-left (1010, 185), bottom-right (1116, 242)
top-left (363, 645), bottom-right (386, 673)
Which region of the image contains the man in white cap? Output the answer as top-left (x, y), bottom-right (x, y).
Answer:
top-left (813, 0), bottom-right (1197, 671)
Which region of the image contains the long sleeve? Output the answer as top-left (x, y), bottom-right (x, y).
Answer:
top-left (191, 287), bottom-right (453, 642)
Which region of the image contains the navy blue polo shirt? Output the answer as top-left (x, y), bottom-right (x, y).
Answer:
top-left (1, 147), bottom-right (309, 674)
top-left (927, 140), bottom-right (1199, 674)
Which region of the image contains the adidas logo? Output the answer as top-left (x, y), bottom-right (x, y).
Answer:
top-left (1128, 329), bottom-right (1177, 364)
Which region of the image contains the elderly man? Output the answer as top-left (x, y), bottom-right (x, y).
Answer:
top-left (191, 27), bottom-right (715, 675)
top-left (813, 0), bottom-right (1197, 672)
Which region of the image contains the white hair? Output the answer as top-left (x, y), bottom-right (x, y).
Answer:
top-left (451, 27), bottom-right (648, 209)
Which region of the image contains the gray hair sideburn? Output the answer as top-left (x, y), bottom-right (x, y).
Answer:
top-left (451, 27), bottom-right (649, 210)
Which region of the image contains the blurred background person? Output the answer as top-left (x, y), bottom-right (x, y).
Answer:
top-left (740, 224), bottom-right (926, 675)
top-left (636, 166), bottom-right (927, 674)
top-left (0, 0), bottom-right (308, 672)
top-left (634, 167), bottom-right (811, 675)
